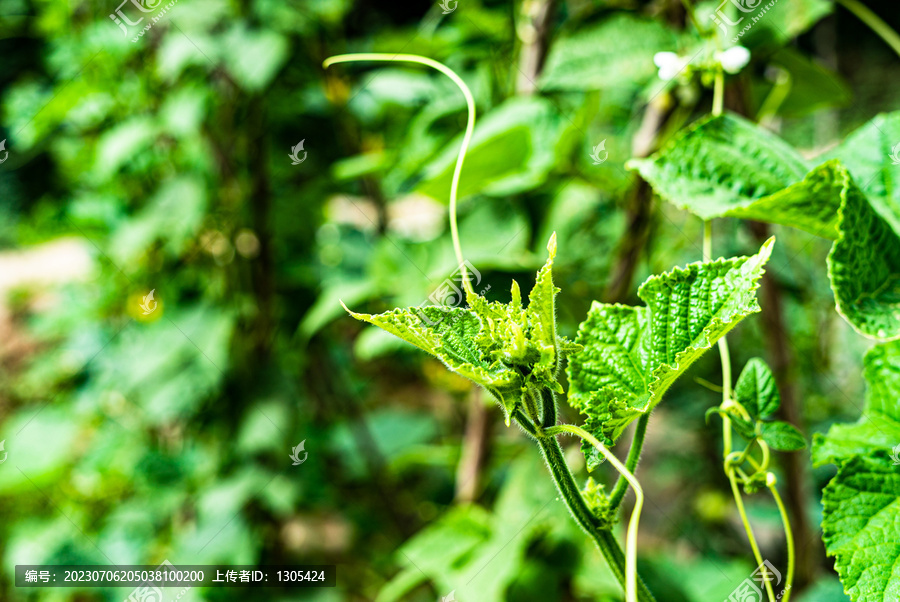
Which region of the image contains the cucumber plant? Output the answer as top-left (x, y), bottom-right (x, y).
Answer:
top-left (326, 13), bottom-right (900, 597)
top-left (325, 52), bottom-right (800, 602)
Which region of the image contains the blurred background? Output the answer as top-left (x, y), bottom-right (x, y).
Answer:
top-left (0, 0), bottom-right (897, 600)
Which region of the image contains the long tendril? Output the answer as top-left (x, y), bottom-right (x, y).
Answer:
top-left (323, 53), bottom-right (477, 296)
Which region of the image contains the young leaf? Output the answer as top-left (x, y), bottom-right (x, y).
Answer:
top-left (343, 304), bottom-right (525, 415)
top-left (813, 341), bottom-right (900, 601)
top-left (567, 304), bottom-right (649, 466)
top-left (759, 421), bottom-right (806, 451)
top-left (734, 357), bottom-right (780, 420)
top-left (568, 238), bottom-right (774, 448)
top-left (344, 236), bottom-right (569, 421)
top-left (731, 415), bottom-right (758, 442)
top-left (525, 233), bottom-right (562, 387)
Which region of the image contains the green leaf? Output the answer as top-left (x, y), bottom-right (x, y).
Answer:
top-left (734, 357), bottom-right (780, 420)
top-left (567, 304), bottom-right (649, 465)
top-left (764, 48), bottom-right (851, 118)
top-left (639, 237), bottom-right (774, 399)
top-left (829, 111), bottom-right (900, 237)
top-left (417, 97), bottom-right (564, 201)
top-left (524, 234), bottom-right (564, 388)
top-left (568, 238), bottom-right (773, 447)
top-left (827, 172), bottom-right (900, 341)
top-left (723, 162), bottom-right (844, 239)
top-left (631, 112), bottom-right (900, 340)
top-left (711, 0), bottom-right (832, 44)
top-left (540, 14), bottom-right (677, 92)
top-left (731, 358), bottom-right (806, 451)
top-left (759, 421), bottom-right (806, 451)
top-left (820, 454), bottom-right (900, 602)
top-left (221, 26), bottom-right (289, 92)
top-left (345, 236), bottom-right (567, 420)
top-left (626, 113), bottom-right (809, 221)
top-left (344, 303), bottom-right (524, 416)
top-left (813, 341), bottom-right (900, 466)
top-left (731, 415), bottom-right (758, 442)
top-left (626, 114), bottom-right (841, 238)
top-left (813, 341), bottom-right (900, 601)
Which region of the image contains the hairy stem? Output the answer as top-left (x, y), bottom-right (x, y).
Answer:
top-left (520, 417), bottom-right (657, 602)
top-left (541, 387), bottom-right (558, 429)
top-left (837, 0), bottom-right (900, 60)
top-left (323, 53), bottom-right (477, 296)
top-left (608, 414), bottom-right (650, 510)
top-left (512, 408), bottom-right (539, 437)
top-left (546, 424), bottom-right (645, 602)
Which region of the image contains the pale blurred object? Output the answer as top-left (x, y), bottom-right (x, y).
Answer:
top-left (0, 237), bottom-right (92, 301)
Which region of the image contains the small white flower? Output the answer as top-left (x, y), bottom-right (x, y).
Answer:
top-left (716, 46), bottom-right (751, 74)
top-left (653, 51), bottom-right (686, 81)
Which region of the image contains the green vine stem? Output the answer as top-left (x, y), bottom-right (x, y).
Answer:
top-left (705, 220), bottom-right (775, 602)
top-left (514, 412), bottom-right (657, 601)
top-left (680, 0), bottom-right (725, 116)
top-left (712, 69), bottom-right (725, 117)
top-left (836, 0), bottom-right (900, 60)
top-left (726, 466), bottom-right (776, 601)
top-left (545, 423), bottom-right (645, 602)
top-left (738, 449), bottom-right (795, 601)
top-left (322, 53), bottom-right (477, 296)
top-left (768, 475), bottom-right (795, 602)
top-left (608, 414), bottom-right (650, 511)
top-left (540, 387), bottom-right (558, 429)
